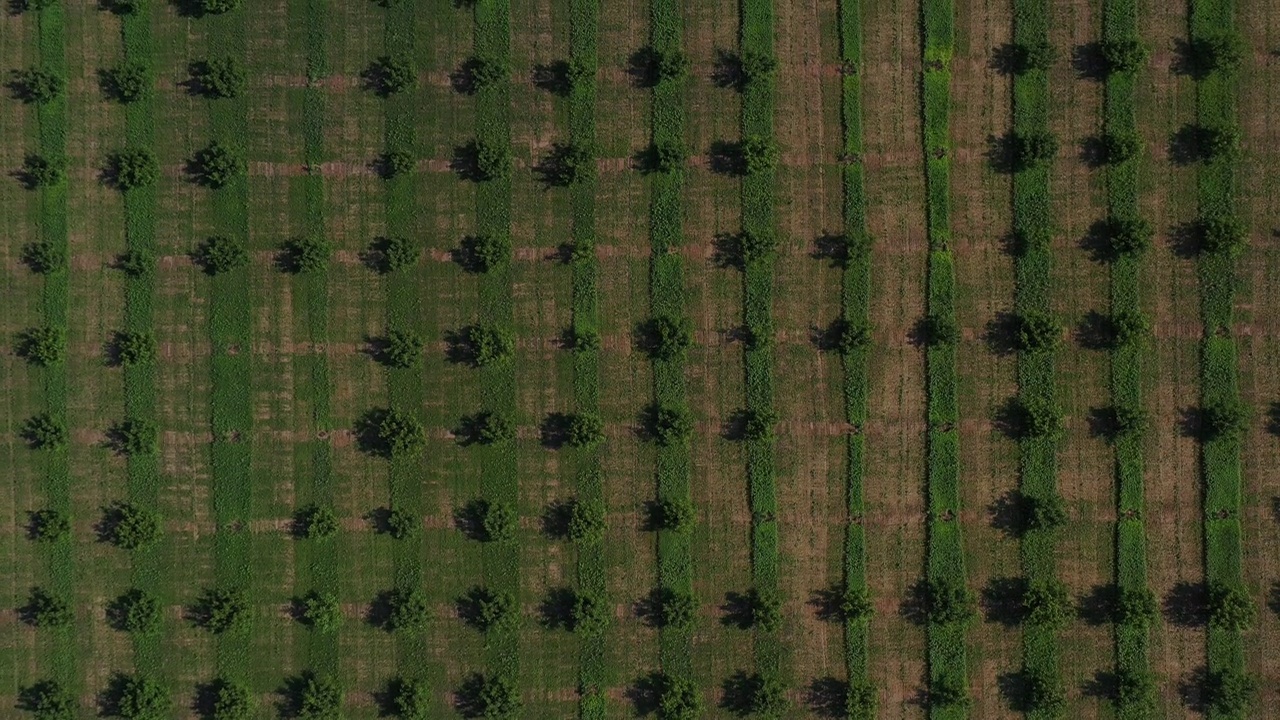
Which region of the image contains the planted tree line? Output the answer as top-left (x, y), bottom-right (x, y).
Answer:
top-left (921, 0), bottom-right (971, 716)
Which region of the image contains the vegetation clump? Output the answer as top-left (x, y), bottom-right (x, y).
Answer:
top-left (22, 587), bottom-right (73, 628)
top-left (460, 585), bottom-right (516, 632)
top-left (296, 590), bottom-right (341, 633)
top-left (12, 68), bottom-right (65, 104)
top-left (384, 587), bottom-right (430, 632)
top-left (565, 498), bottom-right (605, 543)
top-left (107, 588), bottom-right (161, 634)
top-left (18, 679), bottom-right (75, 720)
top-left (108, 148), bottom-right (159, 190)
top-left (564, 412), bottom-right (605, 448)
top-left (366, 55), bottom-right (414, 96)
top-left (1101, 38), bottom-right (1149, 74)
top-left (28, 508), bottom-right (71, 543)
top-left (189, 57), bottom-right (246, 99)
top-left (294, 504), bottom-right (339, 539)
top-left (108, 673), bottom-right (169, 720)
top-left (355, 407), bottom-right (425, 458)
top-left (16, 326), bottom-right (67, 367)
top-left (739, 135), bottom-right (780, 176)
top-left (374, 329), bottom-right (425, 369)
top-left (461, 323), bottom-right (514, 366)
top-left (203, 677), bottom-right (252, 720)
top-left (21, 412), bottom-right (67, 450)
top-left (102, 501), bottom-right (162, 550)
top-left (649, 403), bottom-right (694, 446)
top-left (21, 241), bottom-right (65, 275)
top-left (652, 498), bottom-right (695, 533)
top-left (923, 578), bottom-right (976, 626)
top-left (280, 235), bottom-right (331, 274)
top-left (190, 141), bottom-right (246, 188)
top-left (108, 418), bottom-right (160, 456)
top-left (643, 315), bottom-right (694, 360)
top-left (193, 587), bottom-right (249, 634)
top-left (112, 330), bottom-right (158, 366)
top-left (21, 154), bottom-right (65, 189)
top-left (461, 233), bottom-right (511, 273)
top-left (1207, 581), bottom-right (1255, 631)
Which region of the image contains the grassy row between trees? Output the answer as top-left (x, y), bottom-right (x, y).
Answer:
top-left (920, 0), bottom-right (970, 717)
top-left (28, 0), bottom-right (77, 705)
top-left (381, 0), bottom-right (435, 711)
top-left (1101, 1), bottom-right (1156, 718)
top-left (648, 0), bottom-right (696, 695)
top-left (291, 0), bottom-right (342, 704)
top-left (836, 0), bottom-right (875, 716)
top-left (565, 1), bottom-right (609, 717)
top-left (203, 1), bottom-right (255, 696)
top-left (472, 0), bottom-right (522, 708)
top-left (739, 0), bottom-right (783, 698)
top-left (117, 0), bottom-right (166, 699)
top-left (1189, 1), bottom-right (1252, 718)
top-left (1010, 0), bottom-right (1066, 716)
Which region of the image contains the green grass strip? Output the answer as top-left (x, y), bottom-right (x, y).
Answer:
top-left (740, 0), bottom-right (781, 686)
top-left (1101, 0), bottom-right (1153, 716)
top-left (382, 0), bottom-right (433, 695)
top-left (31, 0), bottom-right (75, 698)
top-left (289, 0), bottom-right (339, 685)
top-left (1010, 0), bottom-right (1062, 714)
top-left (118, 0), bottom-right (165, 685)
top-left (920, 0), bottom-right (968, 717)
top-left (203, 4), bottom-right (254, 686)
top-left (1188, 0), bottom-right (1246, 716)
top-left (649, 0), bottom-right (693, 677)
top-left (566, 0), bottom-right (607, 717)
top-left (836, 0), bottom-right (872, 711)
top-left (473, 0), bottom-right (520, 685)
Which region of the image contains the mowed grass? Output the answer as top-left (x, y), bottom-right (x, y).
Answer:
top-left (6, 0), bottom-right (1280, 718)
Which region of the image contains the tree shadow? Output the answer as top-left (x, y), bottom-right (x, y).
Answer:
top-left (364, 590), bottom-right (396, 631)
top-left (1168, 220), bottom-right (1204, 259)
top-left (1177, 406), bottom-right (1204, 441)
top-left (899, 578), bottom-right (931, 626)
top-left (539, 412), bottom-right (572, 449)
top-left (997, 670), bottom-right (1032, 713)
top-left (1077, 583), bottom-right (1119, 625)
top-left (708, 140), bottom-right (744, 176)
top-left (720, 671), bottom-right (761, 717)
top-left (808, 585), bottom-right (849, 623)
top-left (452, 412), bottom-right (490, 447)
top-left (1087, 406), bottom-right (1121, 442)
top-left (453, 673), bottom-right (495, 718)
top-left (988, 490), bottom-right (1025, 538)
top-left (989, 43), bottom-right (1024, 75)
top-left (1177, 666), bottom-right (1210, 713)
top-left (98, 673), bottom-right (135, 717)
top-left (720, 591), bottom-right (756, 630)
top-left (168, 0), bottom-right (209, 18)
top-left (812, 232), bottom-right (859, 268)
top-left (1077, 135), bottom-right (1111, 169)
top-left (807, 677), bottom-right (849, 718)
top-left (1071, 41), bottom-right (1109, 80)
top-left (992, 397), bottom-right (1032, 442)
top-left (449, 57), bottom-right (486, 95)
top-left (627, 672), bottom-right (664, 716)
top-left (357, 237), bottom-right (407, 275)
top-left (538, 586), bottom-right (576, 630)
top-left (986, 133), bottom-right (1019, 174)
top-left (1082, 670), bottom-right (1119, 703)
top-left (1265, 401), bottom-right (1280, 436)
top-left (1075, 309), bottom-right (1115, 350)
top-left (1163, 581), bottom-right (1208, 627)
top-left (983, 311), bottom-right (1020, 356)
top-left (626, 47), bottom-right (661, 88)
top-left (981, 576), bottom-right (1028, 627)
top-left (533, 142), bottom-right (583, 188)
top-left (1169, 124), bottom-right (1210, 165)
top-left (540, 498), bottom-right (573, 540)
top-left (711, 49), bottom-right (745, 90)
top-left (720, 409), bottom-right (751, 442)
top-left (443, 327), bottom-right (483, 367)
top-left (1171, 37), bottom-right (1214, 80)
top-left (531, 60), bottom-right (572, 96)
top-left (451, 499), bottom-right (491, 542)
top-left (450, 141), bottom-right (486, 182)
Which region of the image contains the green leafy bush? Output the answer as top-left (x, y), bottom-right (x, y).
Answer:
top-left (21, 412), bottom-right (67, 450)
top-left (18, 679), bottom-right (74, 720)
top-left (355, 408), bottom-right (424, 458)
top-left (739, 50), bottom-right (778, 87)
top-left (1114, 586), bottom-right (1159, 628)
top-left (21, 154), bottom-right (65, 188)
top-left (22, 587), bottom-right (72, 628)
top-left (568, 326), bottom-right (601, 353)
top-left (1201, 399), bottom-right (1248, 441)
top-left (1191, 32), bottom-right (1246, 75)
top-left (16, 326), bottom-right (66, 366)
top-left (462, 323), bottom-right (514, 366)
top-left (467, 55), bottom-right (507, 91)
top-left (189, 57), bottom-right (246, 99)
top-left (102, 61), bottom-right (150, 103)
top-left (1004, 40), bottom-right (1055, 74)
top-left (565, 590), bottom-right (608, 635)
top-left (280, 235), bottom-right (331, 274)
top-left (1101, 38), bottom-right (1149, 74)
top-left (294, 504), bottom-right (339, 539)
top-left (204, 677), bottom-right (251, 720)
top-left (649, 403), bottom-right (694, 446)
top-left (190, 141), bottom-right (246, 188)
top-left (112, 330), bottom-right (158, 366)
top-left (742, 588), bottom-right (782, 632)
top-left (645, 140), bottom-right (688, 174)
top-left (568, 236), bottom-right (596, 265)
top-left (457, 673), bottom-right (520, 719)
top-left (923, 578), bottom-right (976, 626)
top-left (651, 672), bottom-right (700, 720)
top-left (367, 235), bottom-right (418, 273)
top-left (108, 148), bottom-right (159, 190)
top-left (460, 585), bottom-right (516, 632)
top-left (1110, 309), bottom-right (1150, 348)
top-left (735, 229), bottom-right (778, 266)
top-left (1207, 581), bottom-right (1255, 630)
top-left (836, 587), bottom-right (873, 622)
top-left (1197, 214), bottom-right (1247, 257)
top-left (652, 498), bottom-right (695, 533)
top-left (463, 411), bottom-right (515, 445)
top-left (374, 329), bottom-right (425, 369)
top-left (384, 509), bottom-right (418, 539)
top-left (117, 249), bottom-right (155, 277)
top-left (1200, 125), bottom-right (1241, 161)
top-left (297, 590), bottom-right (341, 633)
top-left (108, 418), bottom-right (159, 456)
top-left (739, 135), bottom-right (779, 176)
top-left (102, 501), bottom-right (162, 550)
top-left (288, 671), bottom-right (341, 720)
top-left (366, 55), bottom-right (414, 96)
top-left (11, 68), bottom-right (64, 104)
top-left (929, 673), bottom-right (969, 708)
top-left (109, 673), bottom-right (169, 720)
top-left (461, 233), bottom-right (511, 272)
top-left (643, 315), bottom-right (693, 360)
top-left (565, 412), bottom-right (605, 448)
top-left (846, 682), bottom-right (879, 718)
top-left (478, 500), bottom-right (515, 542)
top-left (21, 241), bottom-right (65, 274)
top-left (1010, 131), bottom-right (1058, 171)
top-left (1114, 668), bottom-right (1155, 713)
top-left (193, 587), bottom-right (249, 634)
top-left (1023, 492), bottom-right (1068, 532)
top-left (1099, 132), bottom-right (1142, 165)
top-left (1014, 311), bottom-right (1062, 353)
top-left (739, 408), bottom-right (777, 442)
top-left (385, 587), bottom-right (430, 632)
top-left (743, 317), bottom-right (773, 351)
top-left (197, 0), bottom-right (242, 14)
top-left (1017, 397), bottom-right (1062, 440)
top-left (1204, 669), bottom-right (1254, 716)
top-left (648, 587), bottom-right (696, 629)
top-left (566, 498), bottom-right (605, 543)
top-left (540, 143), bottom-right (595, 186)
top-left (921, 313), bottom-right (958, 347)
top-left (473, 140), bottom-right (511, 181)
top-left (379, 149), bottom-right (414, 179)
top-left (28, 508), bottom-right (70, 543)
top-left (1021, 579), bottom-right (1072, 628)
top-left (107, 588), bottom-right (160, 634)
top-left (652, 49), bottom-right (691, 84)
top-left (828, 318), bottom-right (870, 355)
top-left (388, 677), bottom-right (429, 720)
top-left (1024, 670), bottom-right (1065, 716)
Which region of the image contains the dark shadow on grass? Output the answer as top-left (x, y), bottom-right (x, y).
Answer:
top-left (1163, 581), bottom-right (1208, 627)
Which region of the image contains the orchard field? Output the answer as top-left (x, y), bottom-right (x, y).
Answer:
top-left (2, 0), bottom-right (1280, 718)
